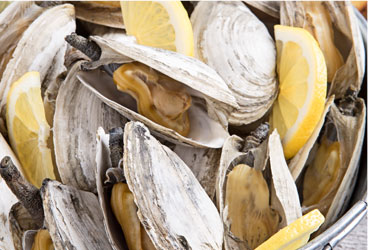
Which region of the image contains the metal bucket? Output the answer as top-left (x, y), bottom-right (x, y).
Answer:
top-left (301, 8), bottom-right (367, 250)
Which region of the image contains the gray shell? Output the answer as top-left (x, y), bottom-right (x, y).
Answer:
top-left (53, 61), bottom-right (126, 193)
top-left (123, 121), bottom-right (223, 250)
top-left (41, 179), bottom-right (113, 250)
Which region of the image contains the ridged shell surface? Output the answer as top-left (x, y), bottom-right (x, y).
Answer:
top-left (191, 1), bottom-right (278, 126)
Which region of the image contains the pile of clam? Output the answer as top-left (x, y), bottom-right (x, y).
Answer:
top-left (0, 1), bottom-right (366, 250)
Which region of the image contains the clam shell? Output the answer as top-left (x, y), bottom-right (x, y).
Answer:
top-left (0, 3), bottom-right (76, 136)
top-left (280, 1), bottom-right (365, 98)
top-left (41, 179), bottom-right (113, 250)
top-left (191, 1), bottom-right (278, 126)
top-left (217, 127), bottom-right (301, 249)
top-left (316, 98), bottom-right (366, 233)
top-left (77, 34), bottom-right (238, 148)
top-left (172, 144), bottom-right (222, 200)
top-left (8, 202), bottom-right (39, 250)
top-left (123, 121), bottom-right (223, 249)
top-left (96, 128), bottom-right (124, 250)
top-left (53, 61), bottom-right (127, 192)
top-left (22, 230), bottom-right (38, 250)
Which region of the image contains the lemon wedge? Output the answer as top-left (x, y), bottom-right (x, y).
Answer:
top-left (255, 209), bottom-right (325, 250)
top-left (120, 1), bottom-right (194, 56)
top-left (6, 72), bottom-right (56, 188)
top-left (271, 25), bottom-right (327, 159)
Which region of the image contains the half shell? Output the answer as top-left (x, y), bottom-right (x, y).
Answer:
top-left (41, 179), bottom-right (113, 250)
top-left (53, 60), bottom-right (127, 192)
top-left (300, 97), bottom-right (366, 234)
top-left (122, 121), bottom-right (223, 249)
top-left (191, 1), bottom-right (278, 126)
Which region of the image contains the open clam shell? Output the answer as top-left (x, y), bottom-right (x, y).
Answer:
top-left (191, 1), bottom-right (278, 126)
top-left (53, 60), bottom-right (127, 192)
top-left (123, 121), bottom-right (223, 249)
top-left (0, 3), bottom-right (76, 136)
top-left (217, 125), bottom-right (301, 249)
top-left (77, 35), bottom-right (238, 148)
top-left (40, 179), bottom-right (113, 250)
top-left (96, 122), bottom-right (224, 250)
top-left (280, 1), bottom-right (365, 98)
top-left (299, 97), bottom-right (366, 234)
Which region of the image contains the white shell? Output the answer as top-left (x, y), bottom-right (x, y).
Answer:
top-left (317, 98), bottom-right (366, 233)
top-left (123, 121), bottom-right (223, 250)
top-left (191, 1), bottom-right (278, 126)
top-left (41, 179), bottom-right (113, 250)
top-left (54, 61), bottom-right (126, 192)
top-left (77, 34), bottom-right (237, 148)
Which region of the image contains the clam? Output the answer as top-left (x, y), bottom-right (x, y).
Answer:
top-left (72, 34), bottom-right (238, 148)
top-left (217, 124), bottom-right (301, 249)
top-left (191, 1), bottom-right (278, 126)
top-left (96, 121), bottom-right (223, 250)
top-left (53, 60), bottom-right (127, 192)
top-left (300, 96), bottom-right (366, 234)
top-left (280, 1), bottom-right (366, 98)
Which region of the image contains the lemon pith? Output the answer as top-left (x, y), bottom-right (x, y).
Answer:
top-left (6, 71), bottom-right (56, 188)
top-left (272, 25), bottom-right (327, 159)
top-left (120, 1), bottom-right (194, 56)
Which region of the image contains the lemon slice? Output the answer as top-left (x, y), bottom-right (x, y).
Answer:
top-left (255, 209), bottom-right (325, 250)
top-left (271, 25), bottom-right (327, 159)
top-left (6, 72), bottom-right (56, 188)
top-left (120, 1), bottom-right (194, 56)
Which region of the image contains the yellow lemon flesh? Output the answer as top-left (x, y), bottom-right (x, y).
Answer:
top-left (120, 1), bottom-right (194, 56)
top-left (6, 72), bottom-right (56, 188)
top-left (256, 209), bottom-right (325, 250)
top-left (271, 25), bottom-right (327, 159)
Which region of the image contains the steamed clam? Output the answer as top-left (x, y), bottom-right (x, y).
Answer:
top-left (191, 1), bottom-right (278, 126)
top-left (300, 96), bottom-right (366, 233)
top-left (96, 122), bottom-right (223, 250)
top-left (73, 34), bottom-right (238, 148)
top-left (0, 1), bottom-right (365, 249)
top-left (217, 124), bottom-right (301, 249)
